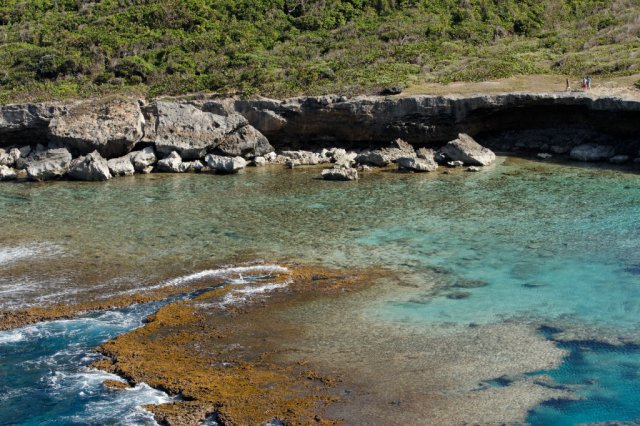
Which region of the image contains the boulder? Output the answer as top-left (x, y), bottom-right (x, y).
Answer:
top-left (570, 144), bottom-right (616, 162)
top-left (205, 154), bottom-right (247, 173)
top-left (447, 160), bottom-right (464, 167)
top-left (321, 166), bottom-right (358, 181)
top-left (466, 166), bottom-right (481, 172)
top-left (157, 151), bottom-right (183, 173)
top-left (0, 148), bottom-right (21, 167)
top-left (253, 156), bottom-right (268, 167)
top-left (68, 151), bottom-right (112, 181)
top-left (129, 147), bottom-right (157, 171)
top-left (154, 102), bottom-right (248, 160)
top-left (397, 156), bottom-right (438, 172)
top-left (107, 156), bottom-right (135, 176)
top-left (25, 148), bottom-right (72, 181)
top-left (181, 160), bottom-right (204, 173)
top-left (355, 139), bottom-right (415, 167)
top-left (48, 99), bottom-right (144, 158)
top-left (439, 134), bottom-right (496, 166)
top-left (215, 125), bottom-right (274, 158)
top-left (0, 165), bottom-right (17, 181)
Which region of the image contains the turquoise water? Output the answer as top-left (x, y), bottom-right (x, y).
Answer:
top-left (0, 158), bottom-right (639, 423)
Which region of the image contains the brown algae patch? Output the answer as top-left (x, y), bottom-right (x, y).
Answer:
top-left (92, 265), bottom-right (381, 425)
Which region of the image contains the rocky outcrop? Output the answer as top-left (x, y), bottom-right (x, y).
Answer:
top-left (68, 151), bottom-right (112, 181)
top-left (25, 148), bottom-right (72, 181)
top-left (48, 99), bottom-right (144, 158)
top-left (569, 144), bottom-right (616, 162)
top-left (321, 166), bottom-right (358, 181)
top-left (205, 154), bottom-right (247, 173)
top-left (0, 148), bottom-right (21, 167)
top-left (232, 93), bottom-right (640, 155)
top-left (280, 150), bottom-right (329, 167)
top-left (154, 102), bottom-right (248, 160)
top-left (439, 134), bottom-right (496, 166)
top-left (0, 103), bottom-right (68, 147)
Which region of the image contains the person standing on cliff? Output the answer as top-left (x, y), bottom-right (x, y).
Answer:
top-left (566, 78), bottom-right (570, 91)
top-left (587, 76), bottom-right (592, 90)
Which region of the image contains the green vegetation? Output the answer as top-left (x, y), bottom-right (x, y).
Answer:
top-left (1, 0), bottom-right (639, 101)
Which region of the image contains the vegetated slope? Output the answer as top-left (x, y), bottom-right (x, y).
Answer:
top-left (0, 0), bottom-right (639, 102)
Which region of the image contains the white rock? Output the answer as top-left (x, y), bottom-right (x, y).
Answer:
top-left (25, 148), bottom-right (73, 181)
top-left (156, 151), bottom-right (183, 173)
top-left (68, 151), bottom-right (112, 181)
top-left (321, 166), bottom-right (358, 181)
top-left (107, 156), bottom-right (135, 176)
top-left (397, 156), bottom-right (438, 172)
top-left (129, 147), bottom-right (157, 171)
top-left (440, 133), bottom-right (496, 166)
top-left (205, 154), bottom-right (247, 173)
top-left (0, 165), bottom-right (17, 180)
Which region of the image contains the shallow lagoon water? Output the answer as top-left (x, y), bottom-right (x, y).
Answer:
top-left (0, 158), bottom-right (639, 424)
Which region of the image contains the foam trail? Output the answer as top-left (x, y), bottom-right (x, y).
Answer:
top-left (0, 242), bottom-right (63, 266)
top-left (118, 264), bottom-right (289, 295)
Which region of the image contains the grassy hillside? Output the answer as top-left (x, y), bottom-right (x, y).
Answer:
top-left (0, 0), bottom-right (639, 102)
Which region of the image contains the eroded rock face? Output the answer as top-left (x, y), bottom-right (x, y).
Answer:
top-left (216, 125), bottom-right (274, 158)
top-left (570, 144), bottom-right (616, 162)
top-left (205, 154), bottom-right (247, 173)
top-left (321, 166), bottom-right (358, 181)
top-left (0, 148), bottom-right (21, 167)
top-left (25, 148), bottom-right (72, 181)
top-left (0, 165), bottom-right (17, 181)
top-left (48, 99), bottom-right (144, 158)
top-left (154, 102), bottom-right (248, 160)
top-left (355, 139), bottom-right (416, 167)
top-left (440, 133), bottom-right (496, 166)
top-left (280, 151), bottom-right (330, 167)
top-left (68, 151), bottom-right (112, 181)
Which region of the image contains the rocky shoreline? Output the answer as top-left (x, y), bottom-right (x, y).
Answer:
top-left (1, 92), bottom-right (638, 183)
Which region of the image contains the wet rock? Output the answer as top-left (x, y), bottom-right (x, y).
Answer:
top-left (440, 134), bottom-right (496, 166)
top-left (253, 156), bottom-right (268, 167)
top-left (570, 144), bottom-right (615, 162)
top-left (25, 148), bottom-right (72, 181)
top-left (129, 147), bottom-right (157, 172)
top-left (107, 155), bottom-right (135, 177)
top-left (0, 165), bottom-right (17, 181)
top-left (446, 291), bottom-right (472, 299)
top-left (466, 166), bottom-right (481, 172)
top-left (453, 279), bottom-right (488, 289)
top-left (68, 151), bottom-right (112, 181)
top-left (447, 160), bottom-right (464, 168)
top-left (154, 102), bottom-right (247, 160)
top-left (609, 155), bottom-right (629, 164)
top-left (48, 98), bottom-right (144, 158)
top-left (537, 153), bottom-right (552, 159)
top-left (397, 156), bottom-right (438, 172)
top-left (157, 151), bottom-right (183, 173)
top-left (321, 166), bottom-right (358, 181)
top-left (215, 125), bottom-right (274, 159)
top-left (205, 154), bottom-right (247, 173)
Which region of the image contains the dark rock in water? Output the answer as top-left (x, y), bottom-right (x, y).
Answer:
top-left (570, 144), bottom-right (615, 162)
top-left (446, 291), bottom-right (472, 299)
top-left (68, 151), bottom-right (112, 181)
top-left (48, 98), bottom-right (144, 158)
top-left (624, 264), bottom-right (640, 275)
top-left (25, 148), bottom-right (72, 181)
top-left (453, 279), bottom-right (488, 289)
top-left (523, 282), bottom-right (545, 288)
top-left (440, 133), bottom-right (496, 166)
top-left (609, 154), bottom-right (629, 164)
